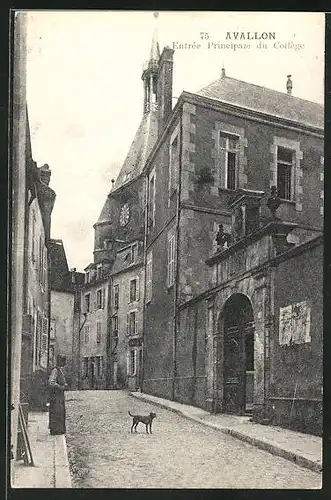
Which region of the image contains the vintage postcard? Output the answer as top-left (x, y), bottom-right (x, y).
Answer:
top-left (9, 10), bottom-right (324, 489)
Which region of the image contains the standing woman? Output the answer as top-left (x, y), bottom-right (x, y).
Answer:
top-left (48, 355), bottom-right (68, 435)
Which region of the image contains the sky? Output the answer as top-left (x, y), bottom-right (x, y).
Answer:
top-left (25, 11), bottom-right (325, 271)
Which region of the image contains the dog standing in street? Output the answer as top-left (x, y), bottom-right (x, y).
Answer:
top-left (128, 411), bottom-right (156, 434)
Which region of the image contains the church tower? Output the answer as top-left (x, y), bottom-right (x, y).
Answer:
top-left (142, 29), bottom-right (160, 114)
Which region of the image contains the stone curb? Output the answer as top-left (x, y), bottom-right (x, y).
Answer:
top-left (129, 392), bottom-right (322, 474)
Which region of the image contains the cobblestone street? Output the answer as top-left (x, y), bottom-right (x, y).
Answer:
top-left (65, 390), bottom-right (321, 489)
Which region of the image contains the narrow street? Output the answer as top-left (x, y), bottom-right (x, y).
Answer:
top-left (65, 390), bottom-right (321, 489)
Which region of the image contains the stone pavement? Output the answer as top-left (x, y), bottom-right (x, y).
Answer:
top-left (130, 391), bottom-right (322, 474)
top-left (12, 411), bottom-right (72, 488)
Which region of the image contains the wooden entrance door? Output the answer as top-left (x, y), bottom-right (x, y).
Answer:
top-left (223, 325), bottom-right (245, 414)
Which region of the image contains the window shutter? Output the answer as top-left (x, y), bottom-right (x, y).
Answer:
top-left (94, 291), bottom-right (97, 311)
top-left (134, 350), bottom-right (138, 375)
top-left (135, 313), bottom-right (138, 336)
top-left (126, 313), bottom-right (129, 336)
top-left (102, 288), bottom-right (105, 309)
top-left (136, 277), bottom-right (140, 301)
top-left (126, 351), bottom-right (130, 375)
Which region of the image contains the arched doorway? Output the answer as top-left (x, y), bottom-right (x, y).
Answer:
top-left (221, 293), bottom-right (254, 415)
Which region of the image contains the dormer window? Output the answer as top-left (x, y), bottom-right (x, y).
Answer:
top-left (96, 264), bottom-right (102, 280)
top-left (104, 239), bottom-right (112, 250)
top-left (85, 271), bottom-right (90, 284)
top-left (131, 243), bottom-right (138, 264)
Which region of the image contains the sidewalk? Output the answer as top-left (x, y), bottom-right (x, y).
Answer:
top-left (130, 391), bottom-right (322, 474)
top-left (12, 411), bottom-right (72, 488)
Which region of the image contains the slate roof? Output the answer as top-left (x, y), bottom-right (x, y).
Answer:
top-left (197, 76), bottom-right (324, 129)
top-left (49, 239), bottom-right (73, 292)
top-left (112, 110), bottom-right (158, 191)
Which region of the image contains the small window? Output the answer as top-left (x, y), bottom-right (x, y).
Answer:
top-left (129, 278), bottom-right (139, 302)
top-left (113, 284), bottom-right (119, 309)
top-left (97, 289), bottom-right (104, 309)
top-left (104, 239), bottom-right (112, 250)
top-left (131, 243), bottom-right (138, 264)
top-left (85, 271), bottom-right (90, 284)
top-left (127, 311), bottom-right (138, 336)
top-left (96, 265), bottom-right (102, 280)
top-left (146, 252), bottom-right (153, 302)
top-left (277, 147), bottom-right (293, 200)
top-left (96, 322), bottom-right (101, 343)
top-left (85, 293), bottom-right (91, 312)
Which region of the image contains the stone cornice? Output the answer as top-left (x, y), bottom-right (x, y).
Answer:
top-left (206, 221), bottom-right (298, 266)
top-left (182, 91), bottom-right (324, 138)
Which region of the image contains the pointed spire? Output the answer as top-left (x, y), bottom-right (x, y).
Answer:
top-left (150, 27), bottom-right (160, 63)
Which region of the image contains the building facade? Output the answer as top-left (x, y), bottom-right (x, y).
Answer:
top-left (48, 239), bottom-right (84, 388)
top-left (139, 43), bottom-right (323, 434)
top-left (74, 34), bottom-right (323, 435)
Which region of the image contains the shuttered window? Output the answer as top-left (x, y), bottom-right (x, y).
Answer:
top-left (146, 252), bottom-right (153, 302)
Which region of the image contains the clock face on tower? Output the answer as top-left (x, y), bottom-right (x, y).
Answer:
top-left (119, 203), bottom-right (130, 227)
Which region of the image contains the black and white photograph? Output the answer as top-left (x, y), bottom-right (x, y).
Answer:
top-left (9, 10), bottom-right (324, 489)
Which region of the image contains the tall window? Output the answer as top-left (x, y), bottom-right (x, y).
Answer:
top-left (277, 147), bottom-right (293, 200)
top-left (169, 134), bottom-right (179, 195)
top-left (219, 133), bottom-right (238, 190)
top-left (167, 233), bottom-right (176, 287)
top-left (97, 289), bottom-right (104, 309)
top-left (82, 357), bottom-right (89, 377)
top-left (129, 278), bottom-right (139, 302)
top-left (128, 350), bottom-right (137, 376)
top-left (85, 293), bottom-right (91, 312)
top-left (113, 284), bottom-right (119, 309)
top-left (112, 315), bottom-right (118, 336)
top-left (96, 322), bottom-right (102, 343)
top-left (148, 171), bottom-right (156, 227)
top-left (127, 311), bottom-right (138, 336)
top-left (146, 251), bottom-right (153, 302)
top-left (84, 324), bottom-right (90, 344)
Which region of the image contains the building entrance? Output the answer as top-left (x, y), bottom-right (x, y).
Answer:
top-left (222, 293), bottom-right (255, 415)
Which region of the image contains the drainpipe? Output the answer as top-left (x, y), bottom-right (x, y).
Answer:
top-left (141, 176), bottom-right (149, 393)
top-left (171, 108), bottom-right (183, 401)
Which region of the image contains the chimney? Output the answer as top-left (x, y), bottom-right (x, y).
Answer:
top-left (286, 74), bottom-right (292, 95)
top-left (39, 163), bottom-right (51, 185)
top-left (157, 46), bottom-right (174, 135)
top-left (221, 66), bottom-right (226, 78)
top-left (70, 267), bottom-right (77, 284)
top-left (111, 179), bottom-right (115, 190)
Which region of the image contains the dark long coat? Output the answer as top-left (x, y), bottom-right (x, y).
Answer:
top-left (48, 366), bottom-right (66, 435)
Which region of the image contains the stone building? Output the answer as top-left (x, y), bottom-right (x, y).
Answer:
top-left (48, 239), bottom-right (84, 388)
top-left (23, 132), bottom-right (56, 415)
top-left (139, 44), bottom-right (323, 434)
top-left (76, 34), bottom-right (161, 390)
